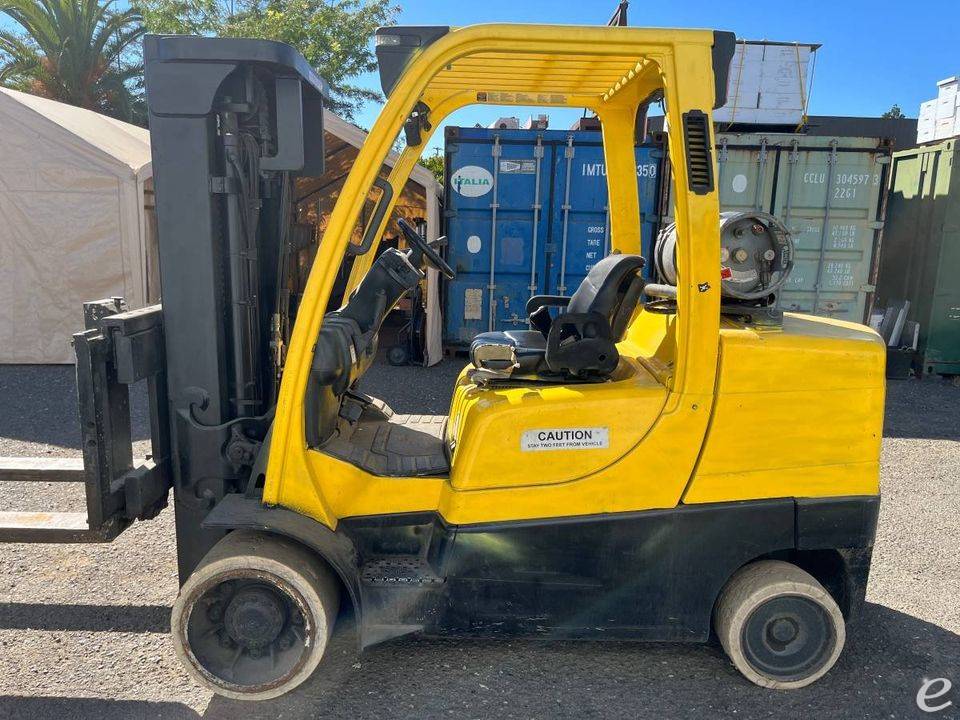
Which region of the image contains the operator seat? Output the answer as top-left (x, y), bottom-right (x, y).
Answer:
top-left (470, 254), bottom-right (645, 383)
top-left (305, 247), bottom-right (423, 447)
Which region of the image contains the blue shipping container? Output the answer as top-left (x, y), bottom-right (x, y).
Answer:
top-left (443, 126), bottom-right (663, 345)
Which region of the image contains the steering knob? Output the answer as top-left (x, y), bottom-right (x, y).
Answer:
top-left (396, 218), bottom-right (456, 279)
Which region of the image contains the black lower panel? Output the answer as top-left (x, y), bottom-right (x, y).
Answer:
top-left (343, 499), bottom-right (799, 644)
top-left (207, 495), bottom-right (879, 648)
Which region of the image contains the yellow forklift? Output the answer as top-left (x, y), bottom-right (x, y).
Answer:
top-left (0, 24), bottom-right (885, 700)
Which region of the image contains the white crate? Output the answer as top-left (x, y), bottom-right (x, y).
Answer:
top-left (758, 91), bottom-right (805, 109)
top-left (713, 106), bottom-right (802, 125)
top-left (919, 99), bottom-right (937, 121)
top-left (917, 115), bottom-right (936, 142)
top-left (715, 40), bottom-right (815, 126)
top-left (728, 43), bottom-right (765, 70)
top-left (761, 60), bottom-right (808, 94)
top-left (936, 91), bottom-right (958, 119)
top-left (934, 117), bottom-right (956, 140)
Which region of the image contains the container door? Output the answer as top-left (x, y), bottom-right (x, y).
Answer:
top-left (444, 132), bottom-right (552, 343)
top-left (772, 140), bottom-right (886, 322)
top-left (715, 135), bottom-right (777, 213)
top-left (550, 136), bottom-right (663, 298)
top-left (916, 144), bottom-right (960, 374)
top-left (878, 142), bottom-right (960, 375)
top-left (928, 219), bottom-right (960, 373)
top-left (663, 135), bottom-right (777, 243)
top-left (552, 135), bottom-right (605, 296)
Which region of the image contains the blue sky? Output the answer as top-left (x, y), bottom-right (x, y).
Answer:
top-left (2, 0), bottom-right (956, 152)
top-left (351, 0), bottom-right (960, 153)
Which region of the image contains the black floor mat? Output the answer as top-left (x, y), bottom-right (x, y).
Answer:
top-left (323, 414), bottom-right (449, 476)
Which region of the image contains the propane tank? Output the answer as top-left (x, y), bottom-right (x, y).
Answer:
top-left (654, 211), bottom-right (794, 301)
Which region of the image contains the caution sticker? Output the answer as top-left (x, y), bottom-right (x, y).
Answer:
top-left (520, 427), bottom-right (609, 452)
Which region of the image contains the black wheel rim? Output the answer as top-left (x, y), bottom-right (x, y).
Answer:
top-left (184, 572), bottom-right (313, 693)
top-left (741, 594), bottom-right (837, 683)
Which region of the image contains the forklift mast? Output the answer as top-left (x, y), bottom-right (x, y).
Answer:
top-left (0, 37), bottom-right (327, 580)
top-left (143, 36), bottom-right (327, 577)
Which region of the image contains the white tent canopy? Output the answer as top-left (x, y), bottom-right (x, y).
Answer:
top-left (0, 91), bottom-right (443, 365)
top-left (0, 88), bottom-right (152, 364)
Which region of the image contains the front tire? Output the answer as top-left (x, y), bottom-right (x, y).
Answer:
top-left (171, 530), bottom-right (340, 701)
top-left (714, 559), bottom-right (845, 689)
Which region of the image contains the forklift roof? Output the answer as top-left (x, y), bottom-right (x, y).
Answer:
top-left (375, 24), bottom-right (735, 109)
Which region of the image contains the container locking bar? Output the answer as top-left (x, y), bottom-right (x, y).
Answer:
top-left (0, 299), bottom-right (172, 543)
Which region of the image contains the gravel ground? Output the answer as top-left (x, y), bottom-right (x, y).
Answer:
top-left (0, 362), bottom-right (958, 720)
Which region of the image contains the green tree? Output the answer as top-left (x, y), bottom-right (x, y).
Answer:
top-left (138, 0), bottom-right (398, 120)
top-left (0, 0), bottom-right (146, 123)
top-left (419, 151), bottom-right (443, 184)
top-left (882, 104), bottom-right (905, 119)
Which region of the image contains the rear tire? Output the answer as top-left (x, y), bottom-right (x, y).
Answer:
top-left (171, 530), bottom-right (339, 701)
top-left (714, 559), bottom-right (845, 689)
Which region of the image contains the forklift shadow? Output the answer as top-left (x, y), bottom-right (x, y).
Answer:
top-left (0, 602), bottom-right (170, 633)
top-left (0, 602), bottom-right (954, 719)
top-left (0, 696), bottom-right (199, 720)
top-left (198, 602), bottom-right (959, 720)
top-left (0, 365), bottom-right (151, 450)
top-left (882, 377), bottom-right (960, 440)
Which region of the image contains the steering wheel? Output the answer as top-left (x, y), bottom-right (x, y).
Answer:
top-left (397, 217), bottom-right (455, 279)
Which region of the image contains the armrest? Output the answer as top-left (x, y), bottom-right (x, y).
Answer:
top-left (525, 294), bottom-right (570, 315)
top-left (545, 311), bottom-right (618, 379)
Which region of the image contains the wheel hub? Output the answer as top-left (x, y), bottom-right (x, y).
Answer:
top-left (766, 616), bottom-right (800, 648)
top-left (742, 595), bottom-right (836, 682)
top-left (223, 586), bottom-right (287, 648)
top-left (183, 575), bottom-right (312, 692)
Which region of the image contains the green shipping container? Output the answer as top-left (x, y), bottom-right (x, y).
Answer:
top-left (663, 132), bottom-right (891, 322)
top-left (876, 139), bottom-right (960, 377)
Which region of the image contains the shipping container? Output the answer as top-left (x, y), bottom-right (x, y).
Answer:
top-left (442, 126), bottom-right (663, 345)
top-left (661, 132), bottom-right (892, 322)
top-left (876, 139), bottom-right (960, 376)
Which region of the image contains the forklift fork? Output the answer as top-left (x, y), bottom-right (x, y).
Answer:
top-left (0, 298), bottom-right (172, 543)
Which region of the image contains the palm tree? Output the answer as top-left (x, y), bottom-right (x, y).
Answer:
top-left (0, 0), bottom-right (146, 123)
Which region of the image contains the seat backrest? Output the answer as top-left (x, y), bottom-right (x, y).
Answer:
top-left (566, 254), bottom-right (646, 341)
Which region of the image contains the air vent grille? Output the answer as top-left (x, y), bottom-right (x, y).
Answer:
top-left (682, 110), bottom-right (714, 195)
